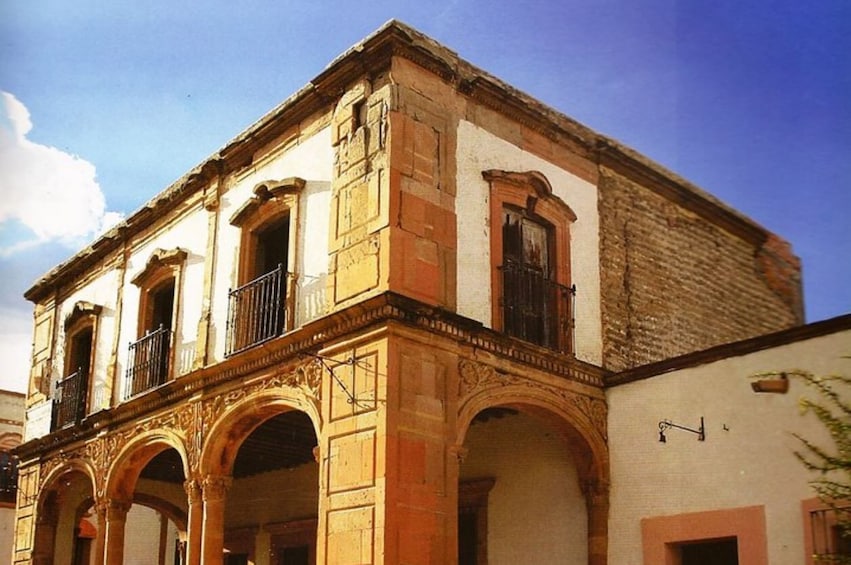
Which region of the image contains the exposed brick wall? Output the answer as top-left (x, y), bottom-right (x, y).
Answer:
top-left (598, 168), bottom-right (801, 372)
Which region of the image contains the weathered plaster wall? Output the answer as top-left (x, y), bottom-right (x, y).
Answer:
top-left (210, 126), bottom-right (333, 361)
top-left (120, 203), bottom-right (208, 383)
top-left (456, 119), bottom-right (602, 365)
top-left (607, 328), bottom-right (850, 564)
top-left (224, 463), bottom-right (319, 529)
top-left (123, 504), bottom-right (179, 565)
top-left (51, 268), bottom-right (120, 412)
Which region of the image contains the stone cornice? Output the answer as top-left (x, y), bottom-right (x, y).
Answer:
top-left (14, 291), bottom-right (608, 460)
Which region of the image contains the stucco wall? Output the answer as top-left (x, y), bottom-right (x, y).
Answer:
top-left (123, 504), bottom-right (179, 565)
top-left (455, 119), bottom-right (602, 365)
top-left (210, 126), bottom-right (333, 362)
top-left (461, 411), bottom-right (588, 565)
top-left (607, 328), bottom-right (851, 564)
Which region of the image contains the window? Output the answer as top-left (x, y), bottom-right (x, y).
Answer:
top-left (678, 538), bottom-right (738, 565)
top-left (227, 178), bottom-right (304, 356)
top-left (0, 451), bottom-right (18, 505)
top-left (127, 248), bottom-right (186, 399)
top-left (641, 506), bottom-right (767, 565)
top-left (53, 302), bottom-right (101, 430)
top-left (484, 170), bottom-right (576, 353)
top-left (803, 498), bottom-right (851, 564)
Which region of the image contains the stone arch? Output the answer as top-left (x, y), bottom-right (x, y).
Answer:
top-left (39, 458), bottom-right (98, 508)
top-left (35, 458), bottom-right (99, 565)
top-left (105, 428), bottom-right (190, 501)
top-left (457, 384), bottom-right (608, 485)
top-left (199, 390), bottom-right (321, 478)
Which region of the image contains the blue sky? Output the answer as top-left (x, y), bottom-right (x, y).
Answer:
top-left (1, 1), bottom-right (849, 392)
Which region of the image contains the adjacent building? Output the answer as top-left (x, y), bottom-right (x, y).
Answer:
top-left (12, 20), bottom-right (846, 565)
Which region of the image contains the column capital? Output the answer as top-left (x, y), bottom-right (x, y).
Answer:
top-left (201, 474), bottom-right (232, 502)
top-left (184, 478), bottom-right (203, 504)
top-left (105, 499), bottom-right (132, 521)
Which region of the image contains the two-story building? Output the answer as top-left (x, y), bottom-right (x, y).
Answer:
top-left (13, 20), bottom-right (845, 565)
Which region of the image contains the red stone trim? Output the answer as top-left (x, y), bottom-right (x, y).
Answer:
top-left (641, 505), bottom-right (768, 565)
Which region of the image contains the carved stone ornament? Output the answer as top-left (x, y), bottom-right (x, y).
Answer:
top-left (458, 358), bottom-right (608, 440)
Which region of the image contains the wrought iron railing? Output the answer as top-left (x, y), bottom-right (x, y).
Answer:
top-left (810, 506), bottom-right (851, 563)
top-left (226, 264), bottom-right (287, 357)
top-left (51, 369), bottom-right (87, 431)
top-left (125, 325), bottom-right (172, 399)
top-left (499, 262), bottom-right (575, 353)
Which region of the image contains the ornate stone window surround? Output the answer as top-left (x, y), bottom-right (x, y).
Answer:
top-left (229, 177), bottom-right (306, 334)
top-left (131, 247), bottom-right (188, 337)
top-left (483, 170), bottom-right (576, 346)
top-left (129, 247), bottom-right (188, 388)
top-left (60, 301), bottom-right (103, 415)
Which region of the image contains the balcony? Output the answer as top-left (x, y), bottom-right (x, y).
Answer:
top-left (125, 325), bottom-right (172, 399)
top-left (51, 369), bottom-right (87, 431)
top-left (500, 262), bottom-right (575, 354)
top-left (226, 264), bottom-right (287, 357)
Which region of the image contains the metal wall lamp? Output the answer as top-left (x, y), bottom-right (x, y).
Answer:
top-left (658, 417), bottom-right (705, 442)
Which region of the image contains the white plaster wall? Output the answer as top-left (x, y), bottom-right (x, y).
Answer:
top-left (123, 504), bottom-right (178, 565)
top-left (455, 120), bottom-right (602, 364)
top-left (225, 462), bottom-right (320, 528)
top-left (119, 204), bottom-right (209, 398)
top-left (52, 268), bottom-right (120, 413)
top-left (461, 411), bottom-right (588, 565)
top-left (210, 127), bottom-right (333, 362)
top-left (23, 400), bottom-right (51, 442)
top-left (607, 328), bottom-right (851, 565)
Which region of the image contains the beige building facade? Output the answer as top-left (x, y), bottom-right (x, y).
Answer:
top-left (13, 21), bottom-right (834, 565)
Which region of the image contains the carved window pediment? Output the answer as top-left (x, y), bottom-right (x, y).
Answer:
top-left (229, 177), bottom-right (306, 228)
top-left (63, 301), bottom-right (102, 331)
top-left (130, 248), bottom-right (188, 288)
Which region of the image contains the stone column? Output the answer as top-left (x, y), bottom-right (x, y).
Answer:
top-left (103, 499), bottom-right (132, 565)
top-left (200, 475), bottom-right (232, 565)
top-left (184, 479), bottom-right (203, 565)
top-left (31, 496), bottom-right (59, 565)
top-left (91, 501), bottom-right (108, 565)
top-left (583, 479), bottom-right (610, 565)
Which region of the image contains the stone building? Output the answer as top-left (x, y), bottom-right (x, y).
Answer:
top-left (13, 20), bottom-right (842, 565)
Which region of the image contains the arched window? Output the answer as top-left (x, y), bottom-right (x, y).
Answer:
top-left (484, 170), bottom-right (576, 353)
top-left (53, 302), bottom-right (101, 430)
top-left (127, 248), bottom-right (186, 399)
top-left (227, 178), bottom-right (304, 356)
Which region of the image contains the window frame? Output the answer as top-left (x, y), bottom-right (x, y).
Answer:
top-left (458, 477), bottom-right (495, 565)
top-left (229, 177), bottom-right (305, 337)
top-left (483, 170), bottom-right (576, 351)
top-left (640, 505), bottom-right (768, 565)
top-left (58, 301), bottom-right (102, 422)
top-left (128, 248), bottom-right (187, 393)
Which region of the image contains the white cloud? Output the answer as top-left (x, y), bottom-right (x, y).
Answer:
top-left (0, 91), bottom-right (124, 256)
top-left (0, 306), bottom-right (32, 393)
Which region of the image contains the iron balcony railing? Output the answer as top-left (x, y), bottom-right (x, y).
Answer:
top-left (226, 264), bottom-right (287, 357)
top-left (125, 325), bottom-right (172, 399)
top-left (51, 368), bottom-right (87, 431)
top-left (500, 262), bottom-right (576, 354)
top-left (810, 506), bottom-right (851, 564)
